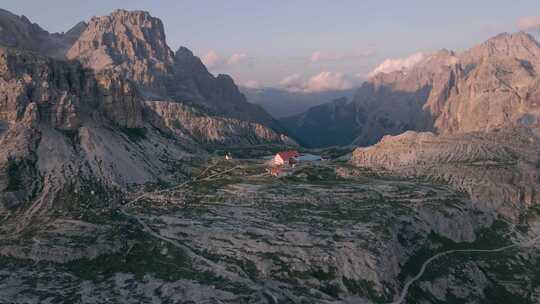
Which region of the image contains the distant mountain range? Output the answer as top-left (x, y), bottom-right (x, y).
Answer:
top-left (281, 32), bottom-right (540, 148)
top-left (240, 87), bottom-right (355, 118)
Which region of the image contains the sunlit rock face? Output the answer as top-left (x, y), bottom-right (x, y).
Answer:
top-left (351, 127), bottom-right (540, 216)
top-left (66, 9), bottom-right (174, 96)
top-left (0, 8), bottom-right (294, 231)
top-left (283, 32), bottom-right (540, 148)
top-left (66, 10), bottom-right (282, 131)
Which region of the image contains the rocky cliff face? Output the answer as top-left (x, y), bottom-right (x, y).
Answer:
top-left (284, 32), bottom-right (540, 147)
top-left (66, 10), bottom-right (281, 131)
top-left (0, 9), bottom-right (81, 59)
top-left (0, 42), bottom-right (294, 227)
top-left (145, 101), bottom-right (294, 145)
top-left (66, 9), bottom-right (174, 96)
top-left (351, 127), bottom-right (540, 216)
top-left (0, 8), bottom-right (285, 139)
top-left (0, 46), bottom-right (169, 222)
top-left (280, 97), bottom-right (359, 147)
top-left (170, 47), bottom-right (281, 129)
top-left (0, 47), bottom-right (143, 129)
top-left (435, 33), bottom-right (540, 134)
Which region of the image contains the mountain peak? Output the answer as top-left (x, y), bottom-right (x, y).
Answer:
top-left (484, 31), bottom-right (539, 48)
top-left (68, 9), bottom-right (173, 67)
top-left (63, 21), bottom-right (88, 42)
top-left (0, 8), bottom-right (71, 59)
top-left (66, 8), bottom-right (174, 93)
top-left (460, 31), bottom-right (540, 65)
top-left (111, 8), bottom-right (150, 15)
top-left (176, 46), bottom-right (194, 57)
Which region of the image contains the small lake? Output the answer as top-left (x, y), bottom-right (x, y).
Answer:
top-left (263, 153), bottom-right (322, 161)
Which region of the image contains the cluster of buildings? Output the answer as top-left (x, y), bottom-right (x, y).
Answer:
top-left (222, 149), bottom-right (323, 177)
top-left (267, 150), bottom-right (322, 177)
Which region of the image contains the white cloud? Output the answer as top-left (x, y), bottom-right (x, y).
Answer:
top-left (517, 16), bottom-right (540, 32)
top-left (243, 80), bottom-right (260, 89)
top-left (201, 50), bottom-right (223, 69)
top-left (279, 72), bottom-right (358, 93)
top-left (306, 72), bottom-right (355, 92)
top-left (201, 51), bottom-right (250, 69)
top-left (368, 52), bottom-right (426, 78)
top-left (279, 73), bottom-right (304, 90)
top-left (227, 53), bottom-right (248, 65)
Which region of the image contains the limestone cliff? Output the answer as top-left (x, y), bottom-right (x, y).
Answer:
top-left (351, 127), bottom-right (540, 215)
top-left (0, 8), bottom-right (81, 59)
top-left (66, 10), bottom-right (282, 130)
top-left (284, 32), bottom-right (540, 147)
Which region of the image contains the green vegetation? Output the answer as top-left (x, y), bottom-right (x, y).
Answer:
top-left (316, 146), bottom-right (355, 159)
top-left (179, 100), bottom-right (217, 116)
top-left (398, 218), bottom-right (535, 304)
top-left (400, 220), bottom-right (512, 281)
top-left (51, 177), bottom-right (124, 224)
top-left (342, 277), bottom-right (391, 302)
top-left (64, 236), bottom-right (194, 282)
top-left (284, 166), bottom-right (338, 183)
top-left (5, 158), bottom-right (24, 192)
top-left (120, 127), bottom-right (147, 141)
top-left (57, 129), bottom-right (80, 148)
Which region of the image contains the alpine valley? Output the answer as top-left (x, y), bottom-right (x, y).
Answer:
top-left (0, 7), bottom-right (539, 304)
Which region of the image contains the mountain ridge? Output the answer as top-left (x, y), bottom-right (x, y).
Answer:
top-left (282, 31), bottom-right (540, 148)
top-left (0, 8), bottom-right (295, 230)
top-left (64, 9), bottom-right (283, 131)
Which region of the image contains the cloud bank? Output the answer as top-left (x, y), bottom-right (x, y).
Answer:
top-left (517, 16), bottom-right (540, 32)
top-left (243, 80), bottom-right (260, 89)
top-left (280, 72), bottom-right (358, 93)
top-left (201, 51), bottom-right (249, 69)
top-left (201, 50), bottom-right (222, 68)
top-left (368, 52), bottom-right (426, 77)
top-left (227, 53), bottom-right (248, 65)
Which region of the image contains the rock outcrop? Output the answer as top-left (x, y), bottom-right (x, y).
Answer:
top-left (280, 97), bottom-right (359, 147)
top-left (66, 10), bottom-right (282, 131)
top-left (0, 46), bottom-right (143, 129)
top-left (0, 9), bottom-right (80, 59)
top-left (145, 101), bottom-right (294, 145)
top-left (0, 46), bottom-right (170, 223)
top-left (283, 32), bottom-right (540, 147)
top-left (66, 9), bottom-right (174, 95)
top-left (351, 127), bottom-right (540, 215)
top-left (0, 8), bottom-right (286, 142)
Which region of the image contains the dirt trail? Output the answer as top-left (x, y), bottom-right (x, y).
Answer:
top-left (119, 163), bottom-right (252, 284)
top-left (388, 233), bottom-right (540, 304)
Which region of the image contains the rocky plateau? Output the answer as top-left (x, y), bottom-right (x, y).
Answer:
top-left (0, 7), bottom-right (539, 304)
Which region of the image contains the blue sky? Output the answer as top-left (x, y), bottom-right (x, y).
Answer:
top-left (3, 0), bottom-right (540, 89)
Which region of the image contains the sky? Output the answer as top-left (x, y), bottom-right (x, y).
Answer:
top-left (3, 0), bottom-right (540, 91)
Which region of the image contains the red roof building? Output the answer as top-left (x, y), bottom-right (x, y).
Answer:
top-left (273, 150), bottom-right (300, 165)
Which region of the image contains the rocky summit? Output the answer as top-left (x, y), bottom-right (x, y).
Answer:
top-left (0, 5), bottom-right (540, 304)
top-left (66, 10), bottom-right (280, 130)
top-left (282, 32), bottom-right (540, 148)
top-left (0, 8), bottom-right (292, 254)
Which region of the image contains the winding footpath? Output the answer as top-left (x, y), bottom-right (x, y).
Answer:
top-left (120, 162), bottom-right (540, 304)
top-left (388, 233), bottom-right (540, 304)
top-left (119, 163), bottom-right (255, 284)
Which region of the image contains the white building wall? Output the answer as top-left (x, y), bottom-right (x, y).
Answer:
top-left (273, 155), bottom-right (285, 165)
